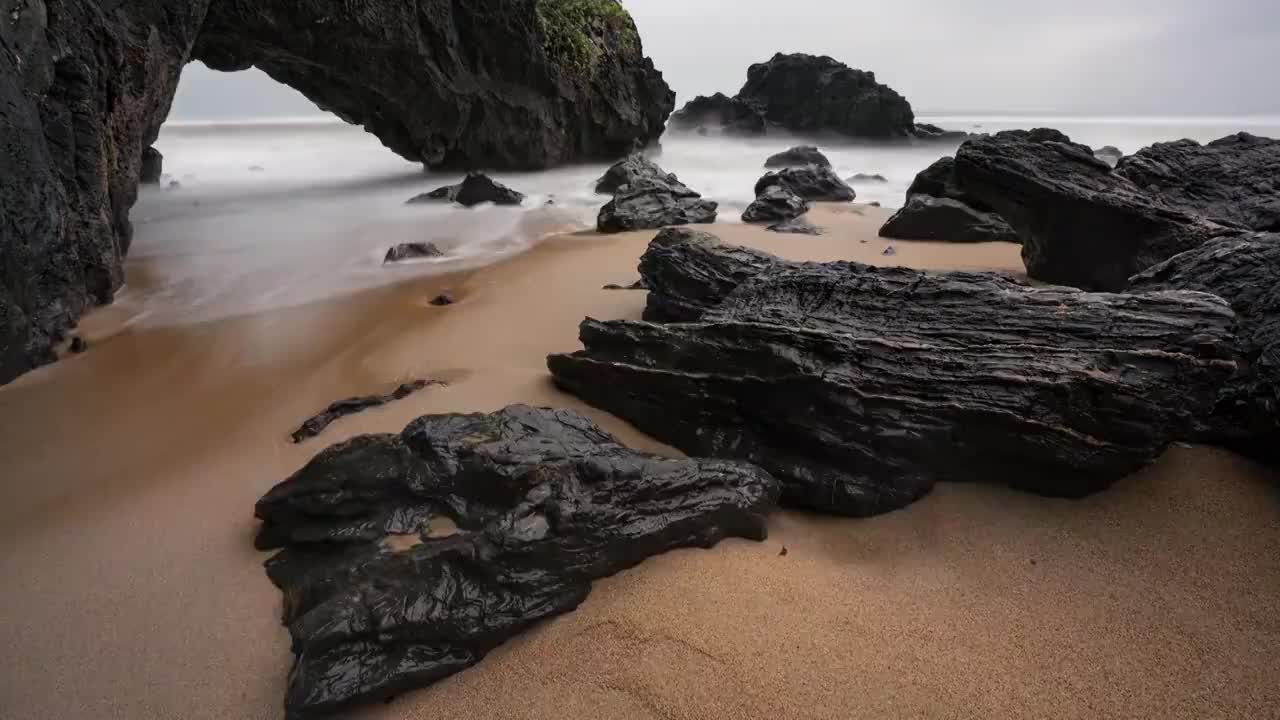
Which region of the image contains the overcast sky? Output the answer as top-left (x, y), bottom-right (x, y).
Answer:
top-left (170, 0), bottom-right (1280, 119)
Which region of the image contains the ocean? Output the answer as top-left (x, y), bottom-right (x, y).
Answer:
top-left (132, 114), bottom-right (1280, 326)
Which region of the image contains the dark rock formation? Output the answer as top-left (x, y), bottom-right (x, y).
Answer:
top-left (594, 152), bottom-right (687, 195)
top-left (638, 228), bottom-right (779, 322)
top-left (882, 245), bottom-right (897, 256)
top-left (768, 218), bottom-right (823, 235)
top-left (668, 92), bottom-right (766, 136)
top-left (880, 196), bottom-right (1020, 243)
top-left (256, 404), bottom-right (777, 717)
top-left (141, 147), bottom-right (164, 184)
top-left (914, 122), bottom-right (971, 142)
top-left (548, 233), bottom-right (1237, 516)
top-left (755, 167), bottom-right (856, 202)
top-left (291, 380), bottom-right (441, 443)
top-left (68, 336), bottom-right (88, 354)
top-left (384, 243), bottom-right (444, 263)
top-left (597, 178), bottom-right (718, 233)
top-left (1114, 133), bottom-right (1280, 232)
top-left (742, 186), bottom-right (809, 224)
top-left (1, 0), bottom-right (674, 385)
top-left (847, 173), bottom-right (887, 184)
top-left (429, 292), bottom-right (456, 306)
top-left (952, 130), bottom-right (1235, 291)
top-left (408, 173), bottom-right (525, 207)
top-left (1094, 145), bottom-right (1123, 167)
top-left (764, 146), bottom-right (831, 168)
top-left (1129, 233), bottom-right (1280, 463)
top-left (602, 279), bottom-right (647, 290)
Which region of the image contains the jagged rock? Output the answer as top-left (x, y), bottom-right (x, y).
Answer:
top-left (1, 0), bottom-right (673, 385)
top-left (1114, 133), bottom-right (1280, 232)
top-left (755, 166), bottom-right (856, 202)
top-left (768, 218), bottom-right (823, 235)
top-left (255, 405), bottom-right (777, 717)
top-left (638, 228), bottom-right (779, 322)
top-left (880, 196), bottom-right (1021, 243)
top-left (847, 173), bottom-right (887, 184)
top-left (290, 380), bottom-right (441, 443)
top-left (384, 243), bottom-right (444, 263)
top-left (764, 146), bottom-right (831, 169)
top-left (1095, 145), bottom-right (1124, 167)
top-left (408, 173), bottom-right (525, 207)
top-left (742, 186), bottom-right (809, 224)
top-left (1129, 233), bottom-right (1280, 463)
top-left (548, 234), bottom-right (1237, 516)
top-left (914, 122), bottom-right (971, 142)
top-left (594, 153), bottom-right (686, 195)
top-left (597, 179), bottom-right (718, 233)
top-left (952, 130), bottom-right (1235, 291)
top-left (668, 93), bottom-right (767, 136)
top-left (141, 147), bottom-right (164, 184)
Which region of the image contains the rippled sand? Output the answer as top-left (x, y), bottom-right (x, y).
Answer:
top-left (1, 205), bottom-right (1276, 720)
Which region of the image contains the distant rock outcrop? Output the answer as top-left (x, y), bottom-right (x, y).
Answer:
top-left (742, 186), bottom-right (809, 224)
top-left (668, 92), bottom-right (767, 136)
top-left (597, 159), bottom-right (718, 233)
top-left (408, 173), bottom-right (525, 206)
top-left (755, 166), bottom-right (856, 202)
top-left (764, 146), bottom-right (831, 168)
top-left (594, 153), bottom-right (688, 195)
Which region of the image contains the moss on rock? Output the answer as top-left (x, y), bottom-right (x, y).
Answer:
top-left (536, 0), bottom-right (637, 74)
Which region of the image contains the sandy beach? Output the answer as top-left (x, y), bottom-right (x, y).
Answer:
top-left (1, 204), bottom-right (1277, 720)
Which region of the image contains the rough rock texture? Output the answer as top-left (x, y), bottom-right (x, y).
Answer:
top-left (637, 228), bottom-right (779, 322)
top-left (384, 243), bottom-right (444, 263)
top-left (141, 147), bottom-right (164, 184)
top-left (755, 166), bottom-right (856, 202)
top-left (549, 233), bottom-right (1237, 516)
top-left (290, 380), bottom-right (440, 443)
top-left (255, 404), bottom-right (777, 718)
top-left (764, 145), bottom-right (831, 168)
top-left (768, 217), bottom-right (823, 235)
top-left (1114, 133), bottom-right (1280, 232)
top-left (1129, 233), bottom-right (1280, 463)
top-left (953, 130), bottom-right (1235, 291)
top-left (1, 0), bottom-right (673, 385)
top-left (667, 92), bottom-right (767, 136)
top-left (408, 173), bottom-right (525, 207)
top-left (742, 186), bottom-right (809, 224)
top-left (594, 152), bottom-right (686, 195)
top-left (880, 195), bottom-right (1020, 243)
top-left (597, 178), bottom-right (717, 233)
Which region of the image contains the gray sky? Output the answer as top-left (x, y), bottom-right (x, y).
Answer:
top-left (170, 0), bottom-right (1280, 120)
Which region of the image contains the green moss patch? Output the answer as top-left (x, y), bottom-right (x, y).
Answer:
top-left (536, 0), bottom-right (637, 74)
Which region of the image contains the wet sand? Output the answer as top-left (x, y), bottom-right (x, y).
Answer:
top-left (1, 205), bottom-right (1277, 719)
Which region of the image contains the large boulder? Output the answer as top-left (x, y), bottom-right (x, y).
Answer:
top-left (764, 145), bottom-right (831, 168)
top-left (1129, 233), bottom-right (1280, 464)
top-left (255, 405), bottom-right (777, 718)
top-left (1, 0), bottom-right (674, 385)
top-left (597, 178), bottom-right (718, 233)
top-left (880, 195), bottom-right (1020, 243)
top-left (742, 186), bottom-right (809, 224)
top-left (1114, 133), bottom-right (1280, 232)
top-left (594, 152), bottom-right (687, 195)
top-left (549, 232), bottom-right (1237, 516)
top-left (638, 228), bottom-right (779, 322)
top-left (755, 166), bottom-right (856, 202)
top-left (952, 130), bottom-right (1234, 291)
top-left (408, 173), bottom-right (525, 206)
top-left (668, 92), bottom-right (767, 136)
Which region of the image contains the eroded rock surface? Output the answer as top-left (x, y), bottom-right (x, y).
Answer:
top-left (742, 186), bottom-right (809, 224)
top-left (594, 152), bottom-right (688, 195)
top-left (880, 195), bottom-right (1020, 243)
top-left (597, 170), bottom-right (718, 233)
top-left (755, 166), bottom-right (856, 202)
top-left (256, 405), bottom-right (777, 718)
top-left (408, 173), bottom-right (525, 207)
top-left (551, 231), bottom-right (1238, 515)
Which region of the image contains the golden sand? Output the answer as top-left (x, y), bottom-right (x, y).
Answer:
top-left (0, 205), bottom-right (1276, 719)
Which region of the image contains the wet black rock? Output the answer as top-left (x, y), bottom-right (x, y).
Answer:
top-left (1, 0), bottom-right (673, 385)
top-left (1114, 133), bottom-right (1280, 232)
top-left (638, 228), bottom-right (779, 322)
top-left (768, 218), bottom-right (823, 235)
top-left (668, 92), bottom-right (767, 136)
top-left (68, 337), bottom-right (89, 355)
top-left (409, 173), bottom-right (525, 207)
top-left (913, 122), bottom-right (972, 142)
top-left (141, 147), bottom-right (164, 184)
top-left (256, 405), bottom-right (777, 717)
top-left (847, 173), bottom-right (888, 184)
top-left (764, 146), bottom-right (831, 169)
top-left (742, 186), bottom-right (810, 224)
top-left (290, 380), bottom-right (441, 443)
top-left (384, 243), bottom-right (444, 263)
top-left (880, 196), bottom-right (1021, 243)
top-left (1094, 145), bottom-right (1124, 167)
top-left (602, 279), bottom-right (648, 290)
top-left (597, 178), bottom-right (718, 233)
top-left (952, 130), bottom-right (1235, 291)
top-left (549, 233), bottom-right (1237, 516)
top-left (1129, 233), bottom-right (1280, 463)
top-left (754, 166), bottom-right (856, 202)
top-left (429, 292), bottom-right (456, 306)
top-left (594, 153), bottom-right (687, 195)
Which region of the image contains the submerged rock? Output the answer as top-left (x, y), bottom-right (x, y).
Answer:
top-left (755, 166), bottom-right (856, 202)
top-left (742, 186), bottom-right (809, 224)
top-left (880, 195), bottom-right (1020, 243)
top-left (549, 232), bottom-right (1237, 516)
top-left (384, 243), bottom-right (444, 263)
top-left (594, 153), bottom-right (687, 195)
top-left (768, 218), bottom-right (823, 235)
top-left (290, 380), bottom-right (441, 443)
top-left (847, 173), bottom-right (887, 184)
top-left (764, 146), bottom-right (831, 169)
top-left (597, 177), bottom-right (717, 233)
top-left (256, 405), bottom-right (777, 717)
top-left (408, 173), bottom-right (525, 207)
top-left (1129, 233), bottom-right (1280, 464)
top-left (668, 92), bottom-right (767, 136)
top-left (141, 147), bottom-right (164, 184)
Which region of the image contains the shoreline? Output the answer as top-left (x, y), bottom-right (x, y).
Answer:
top-left (1, 205), bottom-right (1277, 719)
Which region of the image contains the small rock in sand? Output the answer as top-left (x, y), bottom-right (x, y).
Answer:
top-left (69, 336), bottom-right (88, 354)
top-left (385, 242), bottom-right (443, 263)
top-left (882, 246), bottom-right (897, 256)
top-left (430, 292), bottom-right (456, 306)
